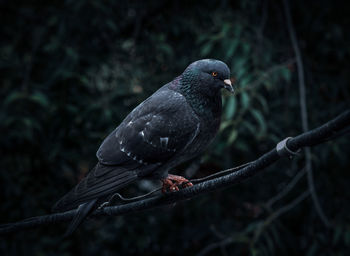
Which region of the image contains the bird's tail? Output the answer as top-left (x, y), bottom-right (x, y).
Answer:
top-left (53, 162), bottom-right (143, 236)
top-left (63, 199), bottom-right (98, 238)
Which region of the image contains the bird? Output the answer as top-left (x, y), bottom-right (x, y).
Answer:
top-left (52, 59), bottom-right (234, 236)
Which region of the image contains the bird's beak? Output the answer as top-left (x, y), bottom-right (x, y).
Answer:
top-left (223, 79), bottom-right (234, 93)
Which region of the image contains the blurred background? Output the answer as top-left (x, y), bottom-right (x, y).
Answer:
top-left (1, 0), bottom-right (349, 255)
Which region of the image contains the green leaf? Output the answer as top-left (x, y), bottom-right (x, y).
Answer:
top-left (245, 221), bottom-right (262, 233)
top-left (255, 94), bottom-right (269, 113)
top-left (219, 120), bottom-right (233, 132)
top-left (251, 109), bottom-right (266, 137)
top-left (65, 47), bottom-right (78, 61)
top-left (226, 39), bottom-right (239, 59)
top-left (281, 67), bottom-right (291, 82)
top-left (43, 37), bottom-right (60, 52)
top-left (333, 226), bottom-right (343, 245)
top-left (242, 121), bottom-right (256, 135)
top-left (66, 105), bottom-right (79, 114)
top-left (221, 23), bottom-right (231, 36)
top-left (80, 75), bottom-right (89, 85)
top-left (196, 34), bottom-right (208, 44)
top-left (243, 43), bottom-right (251, 54)
top-left (106, 20), bottom-right (117, 31)
top-left (122, 40), bottom-right (134, 50)
top-left (225, 97), bottom-right (236, 120)
top-left (228, 130), bottom-right (238, 144)
top-left (239, 76), bottom-right (252, 88)
top-left (200, 42), bottom-right (213, 57)
top-left (29, 92), bottom-right (49, 107)
top-left (345, 230), bottom-right (350, 246)
top-left (306, 241), bottom-right (318, 256)
top-left (241, 92), bottom-right (250, 112)
top-left (234, 24), bottom-right (242, 37)
top-left (250, 248), bottom-right (258, 256)
top-left (48, 16), bottom-right (58, 26)
top-left (158, 43), bottom-right (174, 57)
top-left (4, 91), bottom-right (25, 105)
top-left (234, 58), bottom-right (248, 79)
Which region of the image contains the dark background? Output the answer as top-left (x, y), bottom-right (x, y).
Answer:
top-left (1, 0), bottom-right (349, 255)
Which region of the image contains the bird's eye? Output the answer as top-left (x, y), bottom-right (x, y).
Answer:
top-left (211, 71), bottom-right (218, 77)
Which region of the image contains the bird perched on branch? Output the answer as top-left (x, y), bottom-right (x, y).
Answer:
top-left (52, 59), bottom-right (234, 236)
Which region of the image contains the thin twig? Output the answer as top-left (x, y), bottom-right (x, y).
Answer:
top-left (282, 0), bottom-right (331, 228)
top-left (252, 190), bottom-right (310, 245)
top-left (197, 237), bottom-right (234, 256)
top-left (198, 225), bottom-right (252, 255)
top-left (266, 167), bottom-right (306, 208)
top-left (198, 189), bottom-right (310, 255)
top-left (0, 110), bottom-right (349, 235)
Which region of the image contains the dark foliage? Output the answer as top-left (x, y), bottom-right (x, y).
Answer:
top-left (0, 0), bottom-right (349, 255)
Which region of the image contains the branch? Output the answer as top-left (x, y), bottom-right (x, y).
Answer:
top-left (1, 110), bottom-right (349, 235)
top-left (282, 0), bottom-right (331, 227)
top-left (197, 236), bottom-right (234, 256)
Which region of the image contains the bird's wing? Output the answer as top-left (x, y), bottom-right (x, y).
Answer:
top-left (53, 88), bottom-right (200, 211)
top-left (52, 163), bottom-right (141, 211)
top-left (96, 88), bottom-right (201, 168)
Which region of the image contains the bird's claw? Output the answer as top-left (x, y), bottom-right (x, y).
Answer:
top-left (161, 174), bottom-right (193, 193)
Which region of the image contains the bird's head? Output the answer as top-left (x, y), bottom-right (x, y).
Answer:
top-left (181, 59), bottom-right (234, 97)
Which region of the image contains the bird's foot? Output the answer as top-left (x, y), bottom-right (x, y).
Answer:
top-left (161, 174), bottom-right (193, 193)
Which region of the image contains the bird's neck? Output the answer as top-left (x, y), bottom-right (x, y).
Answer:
top-left (171, 75), bottom-right (222, 120)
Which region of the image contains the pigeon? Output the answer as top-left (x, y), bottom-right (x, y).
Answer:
top-left (52, 59), bottom-right (234, 236)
